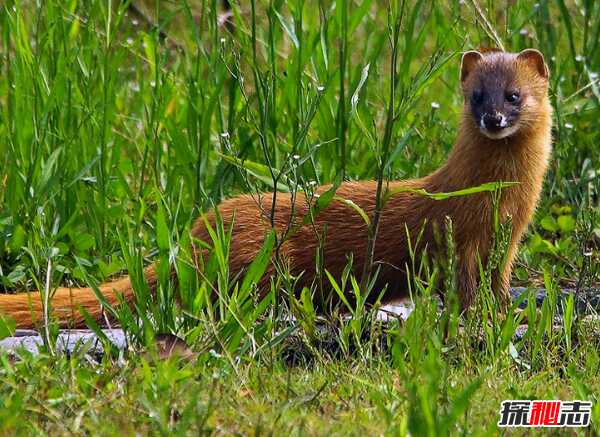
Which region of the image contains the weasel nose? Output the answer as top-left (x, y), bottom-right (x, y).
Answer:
top-left (482, 113), bottom-right (506, 131)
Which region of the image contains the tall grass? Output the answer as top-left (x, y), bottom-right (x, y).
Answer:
top-left (0, 0), bottom-right (599, 434)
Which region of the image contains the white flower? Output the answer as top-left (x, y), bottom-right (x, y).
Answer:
top-left (431, 102), bottom-right (440, 110)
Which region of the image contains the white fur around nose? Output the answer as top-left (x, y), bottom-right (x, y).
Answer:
top-left (481, 112), bottom-right (507, 128)
top-left (498, 112), bottom-right (508, 128)
top-left (479, 112), bottom-right (517, 139)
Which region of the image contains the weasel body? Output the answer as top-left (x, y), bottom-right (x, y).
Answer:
top-left (0, 49), bottom-right (552, 328)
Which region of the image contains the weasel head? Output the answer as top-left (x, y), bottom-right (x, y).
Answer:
top-left (460, 48), bottom-right (550, 141)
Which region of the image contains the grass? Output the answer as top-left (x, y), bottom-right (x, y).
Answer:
top-left (1, 0), bottom-right (600, 434)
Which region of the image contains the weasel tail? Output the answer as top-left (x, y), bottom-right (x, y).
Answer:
top-left (0, 266), bottom-right (157, 328)
top-left (0, 48), bottom-right (552, 329)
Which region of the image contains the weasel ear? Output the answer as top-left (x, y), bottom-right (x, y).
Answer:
top-left (460, 51), bottom-right (484, 82)
top-left (517, 49), bottom-right (549, 79)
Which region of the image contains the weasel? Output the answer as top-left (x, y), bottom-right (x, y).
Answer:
top-left (0, 49), bottom-right (552, 328)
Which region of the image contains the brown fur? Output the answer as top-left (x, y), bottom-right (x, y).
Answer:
top-left (0, 49), bottom-right (552, 328)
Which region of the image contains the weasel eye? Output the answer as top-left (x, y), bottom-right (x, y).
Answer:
top-left (471, 90), bottom-right (484, 105)
top-left (506, 91), bottom-right (520, 103)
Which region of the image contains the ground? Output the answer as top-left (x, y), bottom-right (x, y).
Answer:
top-left (0, 0), bottom-right (600, 434)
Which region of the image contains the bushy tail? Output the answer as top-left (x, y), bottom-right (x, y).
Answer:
top-left (0, 266), bottom-right (156, 329)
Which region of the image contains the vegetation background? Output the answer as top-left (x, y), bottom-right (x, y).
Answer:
top-left (0, 0), bottom-right (599, 434)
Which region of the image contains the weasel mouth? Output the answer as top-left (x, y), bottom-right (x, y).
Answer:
top-left (479, 124), bottom-right (519, 139)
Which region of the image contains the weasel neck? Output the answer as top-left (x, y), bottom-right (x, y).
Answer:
top-left (426, 109), bottom-right (552, 193)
